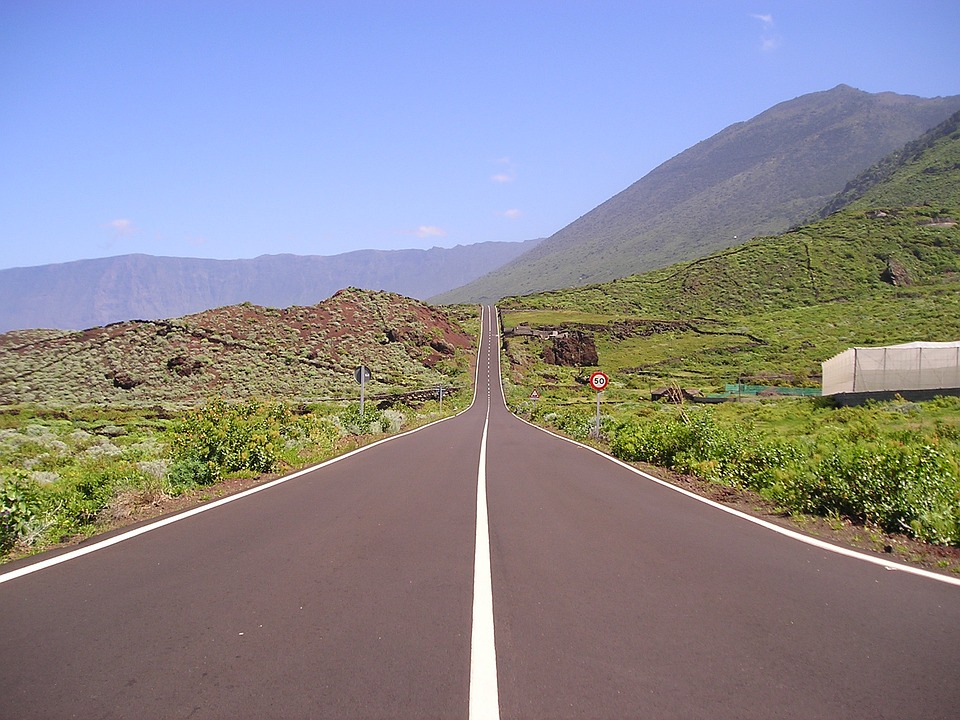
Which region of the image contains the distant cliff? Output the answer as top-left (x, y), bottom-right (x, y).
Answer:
top-left (0, 239), bottom-right (539, 331)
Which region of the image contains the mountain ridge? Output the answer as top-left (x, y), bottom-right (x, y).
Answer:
top-left (0, 239), bottom-right (539, 332)
top-left (433, 85), bottom-right (960, 303)
top-left (818, 108), bottom-right (960, 215)
top-left (496, 107), bottom-right (960, 386)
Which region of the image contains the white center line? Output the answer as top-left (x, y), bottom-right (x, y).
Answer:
top-left (469, 307), bottom-right (501, 720)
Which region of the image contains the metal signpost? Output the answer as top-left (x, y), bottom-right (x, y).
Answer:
top-left (354, 365), bottom-right (372, 414)
top-left (589, 371), bottom-right (608, 438)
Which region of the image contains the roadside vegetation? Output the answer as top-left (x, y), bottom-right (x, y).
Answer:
top-left (497, 186), bottom-right (960, 552)
top-left (504, 378), bottom-right (960, 547)
top-left (0, 391), bottom-right (473, 561)
top-left (0, 303), bottom-right (480, 562)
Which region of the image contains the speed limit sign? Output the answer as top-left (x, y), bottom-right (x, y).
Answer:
top-left (589, 371), bottom-right (608, 392)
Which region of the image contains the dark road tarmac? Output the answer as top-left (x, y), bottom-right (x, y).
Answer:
top-left (3, 305), bottom-right (960, 719)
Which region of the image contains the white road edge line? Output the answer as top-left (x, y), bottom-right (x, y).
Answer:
top-left (469, 304), bottom-right (501, 720)
top-left (487, 316), bottom-right (960, 590)
top-left (1, 307), bottom-right (491, 586)
top-left (513, 413), bottom-right (960, 588)
top-left (0, 414), bottom-right (462, 585)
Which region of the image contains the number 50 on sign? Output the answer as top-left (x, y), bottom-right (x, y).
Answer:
top-left (589, 371), bottom-right (608, 392)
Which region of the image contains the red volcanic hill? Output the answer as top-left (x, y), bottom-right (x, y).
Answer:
top-left (0, 288), bottom-right (475, 407)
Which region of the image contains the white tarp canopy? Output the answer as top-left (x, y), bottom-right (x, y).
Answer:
top-left (822, 341), bottom-right (960, 395)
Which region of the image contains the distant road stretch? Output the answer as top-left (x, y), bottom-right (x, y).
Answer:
top-left (3, 305), bottom-right (960, 719)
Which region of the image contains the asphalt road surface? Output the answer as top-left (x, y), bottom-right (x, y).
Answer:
top-left (3, 305), bottom-right (960, 719)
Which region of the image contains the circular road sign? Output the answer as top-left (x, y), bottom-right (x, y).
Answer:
top-left (354, 365), bottom-right (372, 384)
top-left (589, 371), bottom-right (608, 392)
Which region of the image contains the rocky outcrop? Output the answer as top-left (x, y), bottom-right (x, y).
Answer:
top-left (651, 387), bottom-right (703, 403)
top-left (166, 354), bottom-right (204, 377)
top-left (881, 257), bottom-right (912, 286)
top-left (543, 331), bottom-right (598, 366)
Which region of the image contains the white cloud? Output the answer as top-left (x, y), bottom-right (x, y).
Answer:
top-left (501, 208), bottom-right (522, 219)
top-left (750, 12), bottom-right (781, 51)
top-left (491, 156), bottom-right (516, 183)
top-left (413, 225), bottom-right (447, 238)
top-left (104, 218), bottom-right (137, 235)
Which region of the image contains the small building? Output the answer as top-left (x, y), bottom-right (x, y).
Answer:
top-left (821, 341), bottom-right (960, 404)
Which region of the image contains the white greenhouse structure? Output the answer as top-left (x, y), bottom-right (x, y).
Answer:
top-left (822, 341), bottom-right (960, 396)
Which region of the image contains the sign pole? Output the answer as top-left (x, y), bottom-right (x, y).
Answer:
top-left (355, 365), bottom-right (372, 415)
top-left (595, 391), bottom-right (601, 437)
top-left (588, 371), bottom-right (608, 439)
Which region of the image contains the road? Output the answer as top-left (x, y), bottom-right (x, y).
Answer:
top-left (3, 305), bottom-right (960, 719)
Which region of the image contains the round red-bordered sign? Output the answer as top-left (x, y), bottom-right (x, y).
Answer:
top-left (589, 371), bottom-right (608, 391)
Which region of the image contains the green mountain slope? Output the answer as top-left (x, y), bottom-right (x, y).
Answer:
top-left (820, 110), bottom-right (960, 214)
top-left (498, 121), bottom-right (960, 388)
top-left (436, 85), bottom-right (960, 304)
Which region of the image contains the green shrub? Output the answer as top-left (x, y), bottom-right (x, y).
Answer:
top-left (788, 441), bottom-right (960, 543)
top-left (611, 405), bottom-right (960, 544)
top-left (0, 473), bottom-right (42, 551)
top-left (541, 409), bottom-right (597, 441)
top-left (612, 409), bottom-right (801, 490)
top-left (612, 412), bottom-right (720, 469)
top-left (169, 398), bottom-right (297, 485)
top-left (166, 456), bottom-right (215, 491)
top-left (337, 404), bottom-right (387, 436)
top-left (39, 465), bottom-right (133, 539)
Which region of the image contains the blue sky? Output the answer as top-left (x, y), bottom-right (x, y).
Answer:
top-left (2, 1), bottom-right (958, 270)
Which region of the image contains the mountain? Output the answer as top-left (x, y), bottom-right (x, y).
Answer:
top-left (496, 111), bottom-right (960, 387)
top-left (818, 109), bottom-right (960, 215)
top-left (434, 85), bottom-right (960, 304)
top-left (0, 288), bottom-right (474, 406)
top-left (0, 239), bottom-right (540, 332)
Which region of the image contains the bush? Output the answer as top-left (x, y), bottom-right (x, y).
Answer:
top-left (169, 398), bottom-right (297, 485)
top-left (612, 412), bottom-right (732, 471)
top-left (0, 473), bottom-right (41, 551)
top-left (612, 410), bottom-right (804, 491)
top-left (337, 404), bottom-right (387, 436)
top-left (166, 456), bottom-right (215, 491)
top-left (38, 466), bottom-right (134, 539)
top-left (787, 441), bottom-right (960, 543)
top-left (381, 408), bottom-right (406, 434)
top-left (611, 405), bottom-right (960, 544)
top-left (541, 408), bottom-right (598, 441)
